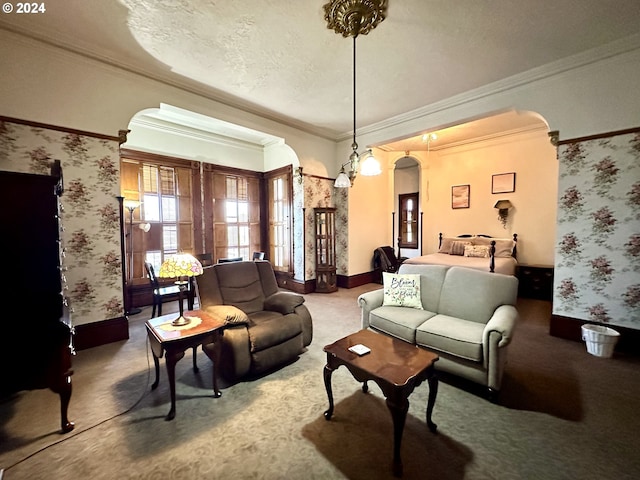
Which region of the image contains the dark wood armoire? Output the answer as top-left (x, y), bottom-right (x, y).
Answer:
top-left (0, 162), bottom-right (74, 433)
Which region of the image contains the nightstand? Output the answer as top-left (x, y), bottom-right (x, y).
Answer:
top-left (516, 264), bottom-right (554, 301)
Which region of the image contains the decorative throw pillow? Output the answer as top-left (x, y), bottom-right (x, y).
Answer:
top-left (203, 305), bottom-right (250, 325)
top-left (464, 245), bottom-right (491, 258)
top-left (449, 241), bottom-right (471, 256)
top-left (382, 272), bottom-right (423, 309)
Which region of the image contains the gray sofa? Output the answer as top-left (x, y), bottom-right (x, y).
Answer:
top-left (358, 264), bottom-right (519, 398)
top-left (196, 260), bottom-right (313, 381)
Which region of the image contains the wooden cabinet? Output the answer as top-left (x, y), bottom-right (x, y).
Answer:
top-left (314, 208), bottom-right (337, 293)
top-left (0, 163), bottom-right (74, 432)
top-left (517, 264), bottom-right (554, 301)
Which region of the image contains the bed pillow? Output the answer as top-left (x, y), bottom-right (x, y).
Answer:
top-left (464, 245), bottom-right (491, 258)
top-left (438, 237), bottom-right (456, 253)
top-left (470, 237), bottom-right (515, 257)
top-left (382, 272), bottom-right (423, 309)
top-left (493, 239), bottom-right (515, 257)
top-left (449, 240), bottom-right (471, 256)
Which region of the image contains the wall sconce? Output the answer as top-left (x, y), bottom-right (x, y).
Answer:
top-left (295, 166), bottom-right (304, 184)
top-left (494, 200), bottom-right (513, 229)
top-left (138, 222), bottom-right (151, 232)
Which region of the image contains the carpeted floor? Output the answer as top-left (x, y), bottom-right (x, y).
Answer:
top-left (1, 285), bottom-right (639, 479)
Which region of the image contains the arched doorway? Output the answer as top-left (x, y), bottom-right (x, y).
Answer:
top-left (393, 155), bottom-right (421, 259)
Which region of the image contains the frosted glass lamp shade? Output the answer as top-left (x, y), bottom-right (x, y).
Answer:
top-left (334, 170), bottom-right (352, 188)
top-left (360, 151), bottom-right (382, 176)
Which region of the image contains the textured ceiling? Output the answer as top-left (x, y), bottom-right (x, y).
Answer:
top-left (2, 0), bottom-right (639, 148)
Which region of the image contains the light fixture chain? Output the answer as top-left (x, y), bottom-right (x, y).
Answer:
top-left (352, 35), bottom-right (357, 152)
top-left (326, 0), bottom-right (386, 187)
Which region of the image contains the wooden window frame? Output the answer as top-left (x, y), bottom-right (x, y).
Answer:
top-left (202, 163), bottom-right (263, 263)
top-left (265, 165), bottom-right (293, 273)
top-left (398, 192), bottom-right (419, 249)
top-left (120, 149), bottom-right (201, 280)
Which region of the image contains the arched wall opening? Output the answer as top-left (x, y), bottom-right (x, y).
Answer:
top-left (375, 109), bottom-right (558, 267)
top-left (392, 155), bottom-right (422, 259)
top-left (121, 104), bottom-right (309, 284)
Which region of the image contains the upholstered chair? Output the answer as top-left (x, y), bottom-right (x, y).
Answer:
top-left (196, 260), bottom-right (312, 381)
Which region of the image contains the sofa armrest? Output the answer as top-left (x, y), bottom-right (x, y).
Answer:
top-left (483, 304), bottom-right (518, 391)
top-left (483, 304), bottom-right (518, 348)
top-left (357, 289), bottom-right (384, 329)
top-left (264, 292), bottom-right (305, 315)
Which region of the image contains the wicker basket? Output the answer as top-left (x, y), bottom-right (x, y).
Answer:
top-left (581, 324), bottom-right (620, 358)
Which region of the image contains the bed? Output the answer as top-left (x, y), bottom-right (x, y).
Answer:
top-left (403, 233), bottom-right (518, 275)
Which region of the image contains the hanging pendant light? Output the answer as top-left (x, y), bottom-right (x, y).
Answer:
top-left (324, 0), bottom-right (387, 187)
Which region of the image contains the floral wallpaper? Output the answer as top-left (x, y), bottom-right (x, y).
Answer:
top-left (554, 131), bottom-right (640, 330)
top-left (0, 120), bottom-right (123, 326)
top-left (302, 175), bottom-right (348, 281)
top-left (292, 172), bottom-right (305, 282)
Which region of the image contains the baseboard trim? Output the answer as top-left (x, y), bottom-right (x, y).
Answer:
top-left (274, 271), bottom-right (315, 294)
top-left (337, 271), bottom-right (377, 289)
top-left (74, 316), bottom-right (129, 351)
top-left (550, 314), bottom-right (639, 355)
top-left (276, 270), bottom-right (379, 293)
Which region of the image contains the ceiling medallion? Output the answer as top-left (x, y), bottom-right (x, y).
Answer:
top-left (323, 0), bottom-right (388, 37)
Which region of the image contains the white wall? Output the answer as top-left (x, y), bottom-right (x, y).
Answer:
top-left (124, 123), bottom-right (266, 169)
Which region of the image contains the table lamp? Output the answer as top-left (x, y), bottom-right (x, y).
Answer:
top-left (158, 253), bottom-right (203, 326)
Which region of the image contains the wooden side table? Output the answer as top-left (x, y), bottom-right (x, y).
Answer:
top-left (145, 310), bottom-right (225, 420)
top-left (323, 329), bottom-right (439, 477)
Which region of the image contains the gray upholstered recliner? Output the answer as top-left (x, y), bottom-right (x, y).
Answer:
top-left (195, 260), bottom-right (312, 381)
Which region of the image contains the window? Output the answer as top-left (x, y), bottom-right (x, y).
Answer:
top-left (225, 176), bottom-right (250, 260)
top-left (268, 172), bottom-right (291, 271)
top-left (122, 151), bottom-right (292, 282)
top-left (120, 152), bottom-right (197, 280)
top-left (140, 165), bottom-right (179, 274)
top-left (207, 168), bottom-right (261, 263)
top-left (399, 192), bottom-right (419, 249)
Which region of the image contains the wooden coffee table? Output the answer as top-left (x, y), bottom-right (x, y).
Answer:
top-left (145, 309), bottom-right (225, 420)
top-left (323, 329), bottom-right (439, 477)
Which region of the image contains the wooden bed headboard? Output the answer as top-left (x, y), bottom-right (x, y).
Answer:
top-left (438, 233), bottom-right (517, 255)
top-left (438, 233), bottom-right (518, 272)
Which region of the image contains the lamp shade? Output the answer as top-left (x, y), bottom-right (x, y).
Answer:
top-left (494, 200), bottom-right (513, 209)
top-left (123, 199), bottom-right (141, 211)
top-left (360, 152), bottom-right (382, 176)
top-left (334, 170), bottom-right (352, 188)
top-left (158, 253), bottom-right (203, 278)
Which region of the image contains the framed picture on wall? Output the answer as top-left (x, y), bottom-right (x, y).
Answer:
top-left (492, 172), bottom-right (516, 193)
top-left (451, 184), bottom-right (470, 209)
